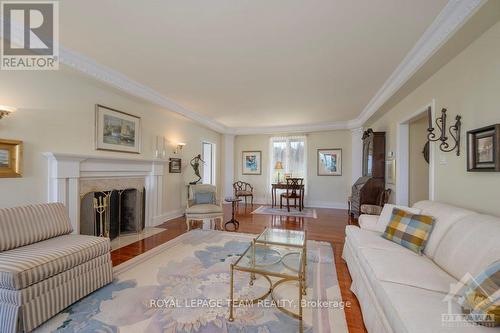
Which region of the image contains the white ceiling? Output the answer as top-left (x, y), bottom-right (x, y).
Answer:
top-left (59, 0), bottom-right (450, 131)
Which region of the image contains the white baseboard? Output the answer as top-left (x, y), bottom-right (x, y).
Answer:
top-left (304, 201), bottom-right (348, 210)
top-left (152, 209), bottom-right (184, 226)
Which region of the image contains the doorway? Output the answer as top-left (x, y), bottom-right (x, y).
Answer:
top-left (408, 114), bottom-right (430, 205)
top-left (396, 102), bottom-right (435, 206)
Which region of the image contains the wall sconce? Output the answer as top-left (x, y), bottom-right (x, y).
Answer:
top-left (174, 142), bottom-right (186, 155)
top-left (427, 107), bottom-right (462, 156)
top-left (0, 105), bottom-right (16, 119)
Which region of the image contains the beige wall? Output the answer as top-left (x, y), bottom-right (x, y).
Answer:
top-left (409, 116), bottom-right (429, 205)
top-left (0, 67), bottom-right (221, 216)
top-left (234, 130), bottom-right (351, 208)
top-left (367, 20), bottom-right (500, 216)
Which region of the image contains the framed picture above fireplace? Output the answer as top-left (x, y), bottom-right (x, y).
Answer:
top-left (467, 124), bottom-right (500, 172)
top-left (95, 104), bottom-right (141, 154)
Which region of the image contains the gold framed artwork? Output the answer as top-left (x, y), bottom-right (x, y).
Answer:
top-left (95, 104), bottom-right (141, 154)
top-left (317, 149), bottom-right (342, 176)
top-left (0, 139), bottom-right (23, 178)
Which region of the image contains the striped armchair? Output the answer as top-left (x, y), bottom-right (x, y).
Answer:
top-left (0, 203), bottom-right (113, 333)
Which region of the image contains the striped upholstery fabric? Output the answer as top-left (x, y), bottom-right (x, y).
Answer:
top-left (382, 208), bottom-right (435, 254)
top-left (0, 253), bottom-right (112, 332)
top-left (0, 203), bottom-right (73, 252)
top-left (458, 261), bottom-right (500, 327)
top-left (0, 234), bottom-right (110, 290)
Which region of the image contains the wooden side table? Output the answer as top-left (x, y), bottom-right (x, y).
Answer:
top-left (224, 197), bottom-right (242, 229)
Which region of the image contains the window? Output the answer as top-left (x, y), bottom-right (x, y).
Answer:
top-left (202, 141), bottom-right (216, 185)
top-left (269, 136), bottom-right (307, 185)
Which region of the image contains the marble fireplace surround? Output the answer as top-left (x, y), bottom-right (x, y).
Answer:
top-left (44, 152), bottom-right (167, 234)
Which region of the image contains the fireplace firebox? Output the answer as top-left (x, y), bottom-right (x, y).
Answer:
top-left (80, 188), bottom-right (145, 240)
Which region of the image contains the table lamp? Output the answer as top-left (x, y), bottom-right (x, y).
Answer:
top-left (274, 161), bottom-right (284, 184)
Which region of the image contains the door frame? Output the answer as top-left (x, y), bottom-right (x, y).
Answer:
top-left (396, 100), bottom-right (436, 206)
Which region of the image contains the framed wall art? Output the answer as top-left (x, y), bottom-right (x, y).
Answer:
top-left (169, 158), bottom-right (182, 173)
top-left (95, 104), bottom-right (141, 154)
top-left (0, 139), bottom-right (23, 178)
top-left (467, 124), bottom-right (500, 172)
top-left (242, 151), bottom-right (262, 175)
top-left (317, 148), bottom-right (342, 176)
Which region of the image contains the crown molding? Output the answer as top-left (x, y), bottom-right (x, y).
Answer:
top-left (353, 0), bottom-right (485, 127)
top-left (2, 0), bottom-right (484, 135)
top-left (59, 48), bottom-right (229, 133)
top-left (1, 15), bottom-right (228, 133)
top-left (229, 120), bottom-right (353, 135)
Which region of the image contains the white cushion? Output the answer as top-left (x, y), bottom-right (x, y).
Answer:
top-left (375, 281), bottom-right (495, 333)
top-left (434, 214), bottom-right (500, 280)
top-left (357, 247), bottom-right (457, 294)
top-left (413, 201), bottom-right (477, 259)
top-left (185, 204), bottom-right (223, 214)
top-left (358, 214), bottom-right (380, 232)
top-left (345, 225), bottom-right (412, 253)
top-left (377, 204), bottom-right (422, 233)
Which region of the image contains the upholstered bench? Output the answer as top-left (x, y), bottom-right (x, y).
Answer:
top-left (0, 203), bottom-right (113, 333)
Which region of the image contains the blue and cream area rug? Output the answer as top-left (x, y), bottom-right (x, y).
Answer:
top-left (35, 230), bottom-right (348, 333)
top-left (252, 206), bottom-right (318, 219)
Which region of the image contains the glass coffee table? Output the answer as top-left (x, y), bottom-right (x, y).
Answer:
top-left (228, 228), bottom-right (307, 331)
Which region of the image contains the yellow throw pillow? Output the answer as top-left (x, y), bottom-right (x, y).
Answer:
top-left (381, 208), bottom-right (435, 254)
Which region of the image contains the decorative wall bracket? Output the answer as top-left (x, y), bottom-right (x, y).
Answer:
top-left (427, 107), bottom-right (462, 156)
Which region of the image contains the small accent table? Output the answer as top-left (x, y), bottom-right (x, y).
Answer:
top-left (224, 197), bottom-right (242, 229)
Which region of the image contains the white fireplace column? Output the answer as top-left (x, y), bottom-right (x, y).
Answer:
top-left (44, 153), bottom-right (167, 233)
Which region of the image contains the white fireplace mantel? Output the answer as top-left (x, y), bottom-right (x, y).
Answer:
top-left (44, 152), bottom-right (167, 233)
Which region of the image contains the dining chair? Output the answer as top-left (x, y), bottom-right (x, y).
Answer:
top-left (280, 178), bottom-right (304, 212)
top-left (233, 181), bottom-right (254, 206)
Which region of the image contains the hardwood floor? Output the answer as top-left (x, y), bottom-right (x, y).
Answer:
top-left (110, 204), bottom-right (367, 333)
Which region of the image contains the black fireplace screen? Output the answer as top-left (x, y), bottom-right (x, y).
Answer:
top-left (80, 187), bottom-right (145, 240)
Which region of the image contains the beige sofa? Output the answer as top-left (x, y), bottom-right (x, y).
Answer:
top-left (343, 200), bottom-right (500, 333)
top-left (0, 203), bottom-right (113, 333)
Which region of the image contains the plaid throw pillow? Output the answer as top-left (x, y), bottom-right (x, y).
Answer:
top-left (381, 208), bottom-right (435, 254)
top-left (458, 262), bottom-right (500, 327)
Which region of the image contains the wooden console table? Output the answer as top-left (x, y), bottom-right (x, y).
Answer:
top-left (271, 183), bottom-right (305, 209)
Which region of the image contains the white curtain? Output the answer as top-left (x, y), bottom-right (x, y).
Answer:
top-left (268, 136), bottom-right (307, 202)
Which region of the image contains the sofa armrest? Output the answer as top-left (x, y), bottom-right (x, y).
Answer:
top-left (358, 214), bottom-right (381, 232)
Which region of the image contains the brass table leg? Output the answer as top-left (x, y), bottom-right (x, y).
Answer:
top-left (229, 263), bottom-right (235, 322)
top-left (303, 241), bottom-right (307, 296)
top-left (250, 239), bottom-right (256, 286)
top-left (299, 275), bottom-right (304, 333)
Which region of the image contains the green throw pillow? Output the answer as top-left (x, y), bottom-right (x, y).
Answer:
top-left (381, 208), bottom-right (435, 255)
